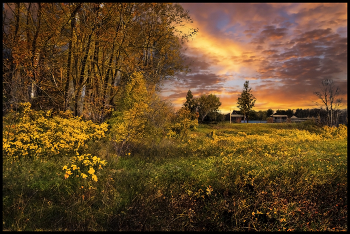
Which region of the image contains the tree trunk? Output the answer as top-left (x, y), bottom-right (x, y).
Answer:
top-left (8, 3), bottom-right (21, 107)
top-left (75, 3), bottom-right (100, 116)
top-left (65, 4), bottom-right (81, 112)
top-left (75, 31), bottom-right (94, 116)
top-left (103, 42), bottom-right (116, 106)
top-left (30, 3), bottom-right (42, 105)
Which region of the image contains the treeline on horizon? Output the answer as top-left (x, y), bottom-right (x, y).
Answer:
top-left (202, 108), bottom-right (348, 124)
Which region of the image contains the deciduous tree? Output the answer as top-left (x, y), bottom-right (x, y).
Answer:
top-left (314, 79), bottom-right (342, 126)
top-left (197, 94), bottom-right (221, 122)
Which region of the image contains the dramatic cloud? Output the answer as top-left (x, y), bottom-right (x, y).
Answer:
top-left (251, 25), bottom-right (288, 44)
top-left (160, 3), bottom-right (347, 113)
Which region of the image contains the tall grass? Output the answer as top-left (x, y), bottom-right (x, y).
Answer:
top-left (3, 121), bottom-right (347, 231)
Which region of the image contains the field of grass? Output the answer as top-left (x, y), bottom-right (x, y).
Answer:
top-left (3, 121), bottom-right (347, 231)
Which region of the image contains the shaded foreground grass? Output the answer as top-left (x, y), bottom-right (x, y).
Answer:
top-left (3, 122), bottom-right (347, 231)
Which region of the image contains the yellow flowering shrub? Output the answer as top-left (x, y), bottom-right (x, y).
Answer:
top-left (62, 153), bottom-right (107, 182)
top-left (107, 72), bottom-right (199, 153)
top-left (3, 102), bottom-right (108, 161)
top-left (169, 107), bottom-right (198, 140)
top-left (111, 101), bottom-right (148, 146)
top-left (108, 72), bottom-right (150, 153)
top-left (321, 124), bottom-right (347, 139)
top-left (108, 71), bottom-right (200, 153)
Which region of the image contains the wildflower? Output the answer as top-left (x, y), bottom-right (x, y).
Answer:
top-left (88, 167), bottom-right (95, 175)
top-left (206, 185), bottom-right (213, 195)
top-left (92, 174), bottom-right (98, 182)
top-left (81, 173), bottom-right (88, 179)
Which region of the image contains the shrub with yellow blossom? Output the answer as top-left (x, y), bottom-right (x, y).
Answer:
top-left (169, 107), bottom-right (198, 140)
top-left (321, 124), bottom-right (347, 139)
top-left (108, 72), bottom-right (150, 154)
top-left (62, 153), bottom-right (107, 183)
top-left (3, 102), bottom-right (108, 161)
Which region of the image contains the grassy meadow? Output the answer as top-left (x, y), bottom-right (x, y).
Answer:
top-left (3, 114), bottom-right (347, 231)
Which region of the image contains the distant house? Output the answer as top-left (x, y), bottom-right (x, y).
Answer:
top-left (230, 111), bottom-right (244, 123)
top-left (270, 114), bottom-right (288, 123)
top-left (291, 116), bottom-right (314, 123)
top-left (290, 115), bottom-right (298, 122)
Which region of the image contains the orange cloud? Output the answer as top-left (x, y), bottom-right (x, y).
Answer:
top-left (162, 3), bottom-right (347, 113)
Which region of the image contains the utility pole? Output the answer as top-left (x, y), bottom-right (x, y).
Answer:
top-left (230, 109), bottom-right (231, 124)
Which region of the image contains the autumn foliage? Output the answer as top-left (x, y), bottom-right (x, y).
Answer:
top-left (106, 72), bottom-right (198, 153)
top-left (3, 3), bottom-right (197, 121)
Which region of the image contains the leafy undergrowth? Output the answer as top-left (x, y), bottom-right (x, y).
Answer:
top-left (3, 113), bottom-right (347, 231)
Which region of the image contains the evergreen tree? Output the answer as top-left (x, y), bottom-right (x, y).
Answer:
top-left (183, 90), bottom-right (197, 113)
top-left (237, 81), bottom-right (256, 123)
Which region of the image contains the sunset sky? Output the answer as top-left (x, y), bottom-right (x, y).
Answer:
top-left (160, 3), bottom-right (347, 114)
